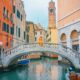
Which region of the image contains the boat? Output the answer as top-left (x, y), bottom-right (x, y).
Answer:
top-left (18, 59), bottom-right (30, 65)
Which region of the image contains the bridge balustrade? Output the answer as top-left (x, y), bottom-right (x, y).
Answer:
top-left (1, 43), bottom-right (80, 68)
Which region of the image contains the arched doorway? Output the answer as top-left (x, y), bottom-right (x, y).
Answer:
top-left (61, 33), bottom-right (67, 46)
top-left (70, 30), bottom-right (79, 51)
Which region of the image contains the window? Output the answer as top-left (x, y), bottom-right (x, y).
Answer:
top-left (49, 9), bottom-right (53, 13)
top-left (3, 7), bottom-right (6, 18)
top-left (6, 34), bottom-right (8, 47)
top-left (10, 13), bottom-right (13, 22)
top-left (6, 41), bottom-right (8, 47)
top-left (7, 10), bottom-right (8, 19)
top-left (24, 31), bottom-right (25, 40)
top-left (35, 37), bottom-right (37, 41)
top-left (3, 23), bottom-right (6, 32)
top-left (17, 10), bottom-right (20, 19)
top-left (16, 26), bottom-right (18, 36)
top-left (21, 15), bottom-right (22, 21)
top-left (13, 6), bottom-right (15, 13)
top-left (18, 28), bottom-right (20, 37)
top-left (7, 24), bottom-right (9, 33)
top-left (27, 34), bottom-right (29, 43)
top-left (10, 27), bottom-right (14, 35)
top-left (46, 34), bottom-right (48, 38)
top-left (26, 26), bottom-right (30, 32)
top-left (72, 44), bottom-right (79, 51)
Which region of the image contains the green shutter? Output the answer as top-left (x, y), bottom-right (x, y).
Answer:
top-left (13, 6), bottom-right (15, 13)
top-left (7, 24), bottom-right (9, 33)
top-left (3, 23), bottom-right (6, 32)
top-left (10, 27), bottom-right (14, 35)
top-left (18, 28), bottom-right (20, 37)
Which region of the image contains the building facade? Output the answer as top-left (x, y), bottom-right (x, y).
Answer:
top-left (47, 0), bottom-right (58, 44)
top-left (25, 22), bottom-right (46, 59)
top-left (34, 24), bottom-right (47, 43)
top-left (0, 0), bottom-right (14, 63)
top-left (58, 0), bottom-right (80, 51)
top-left (12, 0), bottom-right (26, 47)
top-left (26, 22), bottom-right (47, 44)
top-left (0, 0), bottom-right (14, 49)
top-left (26, 21), bottom-right (35, 43)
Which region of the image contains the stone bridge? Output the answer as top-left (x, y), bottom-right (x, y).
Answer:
top-left (1, 43), bottom-right (80, 69)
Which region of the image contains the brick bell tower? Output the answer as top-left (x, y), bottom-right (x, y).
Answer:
top-left (47, 0), bottom-right (58, 44)
top-left (48, 0), bottom-right (56, 29)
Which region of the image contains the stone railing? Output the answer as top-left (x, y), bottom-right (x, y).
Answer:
top-left (3, 43), bottom-right (78, 58)
top-left (1, 43), bottom-right (80, 68)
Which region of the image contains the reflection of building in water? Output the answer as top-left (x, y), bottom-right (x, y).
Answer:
top-left (51, 66), bottom-right (58, 80)
top-left (51, 65), bottom-right (63, 80)
top-left (28, 63), bottom-right (36, 80)
top-left (36, 62), bottom-right (51, 80)
top-left (44, 63), bottom-right (51, 80)
top-left (36, 63), bottom-right (44, 80)
top-left (27, 61), bottom-right (64, 80)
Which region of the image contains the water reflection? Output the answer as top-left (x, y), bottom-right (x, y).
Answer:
top-left (0, 59), bottom-right (69, 80)
top-left (27, 59), bottom-right (68, 80)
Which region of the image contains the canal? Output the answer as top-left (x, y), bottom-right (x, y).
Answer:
top-left (0, 58), bottom-right (70, 80)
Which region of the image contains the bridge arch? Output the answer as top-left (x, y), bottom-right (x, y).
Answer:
top-left (6, 51), bottom-right (74, 68)
top-left (1, 43), bottom-right (80, 69)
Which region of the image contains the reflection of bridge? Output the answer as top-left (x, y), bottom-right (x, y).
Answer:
top-left (1, 43), bottom-right (80, 69)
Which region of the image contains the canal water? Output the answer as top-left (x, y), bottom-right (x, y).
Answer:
top-left (0, 58), bottom-right (70, 80)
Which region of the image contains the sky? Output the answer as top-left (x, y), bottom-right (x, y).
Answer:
top-left (22, 0), bottom-right (57, 28)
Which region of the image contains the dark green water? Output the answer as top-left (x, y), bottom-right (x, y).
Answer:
top-left (0, 58), bottom-right (70, 80)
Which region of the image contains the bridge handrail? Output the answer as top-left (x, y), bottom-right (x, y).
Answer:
top-left (3, 43), bottom-right (78, 53)
top-left (3, 43), bottom-right (79, 56)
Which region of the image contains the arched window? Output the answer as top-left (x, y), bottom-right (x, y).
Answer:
top-left (70, 30), bottom-right (79, 51)
top-left (61, 33), bottom-right (66, 45)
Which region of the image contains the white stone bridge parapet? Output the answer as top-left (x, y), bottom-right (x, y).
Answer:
top-left (1, 43), bottom-right (80, 69)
